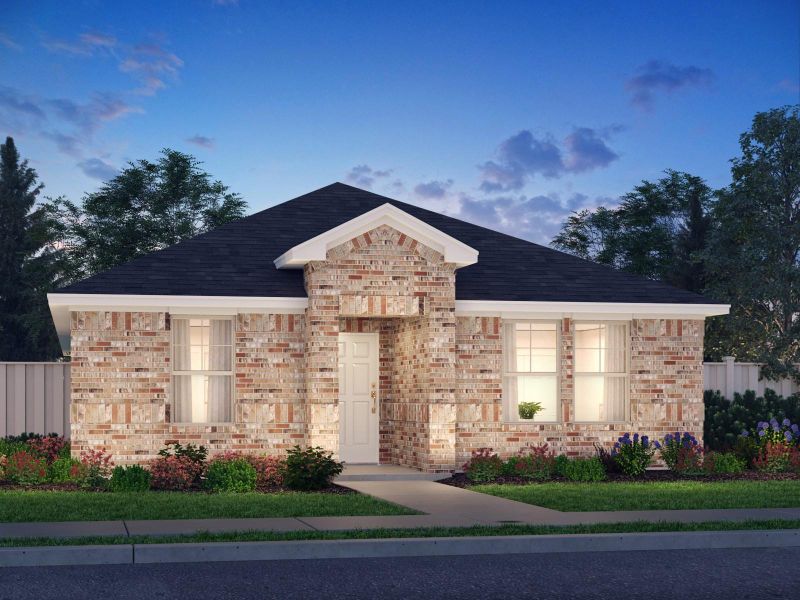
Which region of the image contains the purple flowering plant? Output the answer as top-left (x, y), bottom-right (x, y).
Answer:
top-left (659, 431), bottom-right (703, 473)
top-left (611, 432), bottom-right (657, 477)
top-left (740, 418), bottom-right (800, 450)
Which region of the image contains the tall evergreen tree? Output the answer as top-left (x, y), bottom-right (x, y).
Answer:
top-left (0, 137), bottom-right (62, 360)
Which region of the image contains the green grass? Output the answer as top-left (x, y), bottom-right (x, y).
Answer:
top-left (2, 519), bottom-right (799, 547)
top-left (471, 480), bottom-right (800, 511)
top-left (0, 490), bottom-right (418, 522)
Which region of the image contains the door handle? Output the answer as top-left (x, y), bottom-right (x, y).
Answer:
top-left (371, 389), bottom-right (377, 412)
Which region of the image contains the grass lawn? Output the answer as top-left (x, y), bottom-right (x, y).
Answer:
top-left (1, 519), bottom-right (799, 547)
top-left (471, 480), bottom-right (800, 512)
top-left (0, 490), bottom-right (418, 522)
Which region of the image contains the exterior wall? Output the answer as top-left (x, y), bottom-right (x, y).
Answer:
top-left (70, 311), bottom-right (305, 463)
top-left (304, 224), bottom-right (457, 471)
top-left (454, 316), bottom-right (705, 464)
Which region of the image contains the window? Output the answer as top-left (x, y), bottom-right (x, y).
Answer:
top-left (503, 322), bottom-right (558, 422)
top-left (574, 322), bottom-right (628, 422)
top-left (172, 317), bottom-right (233, 423)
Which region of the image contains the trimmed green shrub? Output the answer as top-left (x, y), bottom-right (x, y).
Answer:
top-left (109, 465), bottom-right (152, 492)
top-left (204, 458), bottom-right (257, 493)
top-left (48, 456), bottom-right (85, 483)
top-left (554, 454), bottom-right (570, 477)
top-left (0, 438), bottom-right (28, 459)
top-left (561, 457), bottom-right (606, 482)
top-left (703, 451), bottom-right (746, 474)
top-left (282, 445), bottom-right (343, 491)
top-left (705, 389), bottom-right (800, 451)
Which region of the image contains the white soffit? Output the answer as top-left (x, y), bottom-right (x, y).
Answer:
top-left (454, 300), bottom-right (731, 319)
top-left (273, 203), bottom-right (479, 269)
top-left (47, 293), bottom-right (308, 337)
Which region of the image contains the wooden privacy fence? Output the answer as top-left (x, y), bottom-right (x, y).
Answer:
top-left (0, 362), bottom-right (71, 438)
top-left (704, 356), bottom-right (800, 400)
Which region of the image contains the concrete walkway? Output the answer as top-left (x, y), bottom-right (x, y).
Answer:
top-left (3, 476), bottom-right (800, 540)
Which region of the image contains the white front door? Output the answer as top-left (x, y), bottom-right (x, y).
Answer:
top-left (338, 332), bottom-right (379, 463)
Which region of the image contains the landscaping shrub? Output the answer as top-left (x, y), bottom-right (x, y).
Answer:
top-left (554, 454), bottom-right (570, 477)
top-left (215, 451), bottom-right (285, 488)
top-left (705, 389), bottom-right (800, 451)
top-left (0, 438), bottom-right (28, 459)
top-left (282, 445), bottom-right (344, 491)
top-left (109, 465), bottom-right (152, 492)
top-left (560, 457), bottom-right (606, 482)
top-left (740, 419), bottom-right (800, 473)
top-left (463, 448), bottom-right (504, 483)
top-left (48, 456), bottom-right (86, 483)
top-left (5, 451), bottom-right (47, 484)
top-left (752, 442), bottom-right (798, 473)
top-left (504, 443), bottom-right (556, 480)
top-left (204, 457), bottom-right (257, 493)
top-left (612, 433), bottom-right (658, 477)
top-left (149, 455), bottom-right (200, 491)
top-left (702, 451), bottom-right (746, 474)
top-left (593, 443), bottom-right (620, 474)
top-left (660, 432), bottom-right (703, 474)
top-left (158, 443), bottom-right (207, 483)
top-left (0, 454), bottom-right (6, 481)
top-left (79, 448), bottom-right (114, 489)
top-left (26, 435), bottom-right (69, 464)
top-left (732, 435), bottom-right (760, 468)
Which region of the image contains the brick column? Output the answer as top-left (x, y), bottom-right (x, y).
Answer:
top-left (304, 264), bottom-right (340, 454)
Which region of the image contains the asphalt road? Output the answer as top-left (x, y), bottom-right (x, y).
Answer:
top-left (0, 547), bottom-right (797, 599)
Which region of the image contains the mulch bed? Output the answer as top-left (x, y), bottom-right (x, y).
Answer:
top-left (0, 480), bottom-right (356, 494)
top-left (439, 470), bottom-right (799, 488)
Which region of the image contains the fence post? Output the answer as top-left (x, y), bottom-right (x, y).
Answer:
top-left (723, 356), bottom-right (736, 400)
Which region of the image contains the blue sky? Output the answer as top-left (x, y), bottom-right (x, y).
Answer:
top-left (1, 0), bottom-right (798, 243)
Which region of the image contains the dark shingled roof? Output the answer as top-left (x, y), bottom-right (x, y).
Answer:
top-left (56, 182), bottom-right (721, 305)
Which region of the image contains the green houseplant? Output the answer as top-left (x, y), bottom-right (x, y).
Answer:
top-left (518, 401), bottom-right (543, 421)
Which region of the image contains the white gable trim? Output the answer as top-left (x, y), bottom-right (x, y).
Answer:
top-left (454, 300), bottom-right (730, 319)
top-left (274, 203), bottom-right (479, 269)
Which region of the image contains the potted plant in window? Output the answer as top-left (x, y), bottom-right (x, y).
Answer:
top-left (518, 401), bottom-right (543, 421)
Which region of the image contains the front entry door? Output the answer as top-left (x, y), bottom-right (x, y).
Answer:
top-left (338, 332), bottom-right (379, 463)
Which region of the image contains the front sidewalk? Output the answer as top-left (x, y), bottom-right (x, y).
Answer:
top-left (3, 479), bottom-right (800, 540)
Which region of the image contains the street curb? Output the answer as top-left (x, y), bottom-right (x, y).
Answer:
top-left (2, 529), bottom-right (797, 567)
top-left (132, 529), bottom-right (800, 563)
top-left (0, 544), bottom-right (132, 567)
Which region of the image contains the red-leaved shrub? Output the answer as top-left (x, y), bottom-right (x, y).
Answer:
top-left (149, 455), bottom-right (201, 490)
top-left (6, 451), bottom-right (48, 484)
top-left (753, 442), bottom-right (798, 473)
top-left (27, 435), bottom-right (67, 464)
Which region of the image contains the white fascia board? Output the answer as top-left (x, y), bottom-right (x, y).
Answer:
top-left (454, 300), bottom-right (730, 319)
top-left (47, 293), bottom-right (308, 336)
top-left (274, 203), bottom-right (479, 269)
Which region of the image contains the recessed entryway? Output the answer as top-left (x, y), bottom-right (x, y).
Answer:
top-left (338, 332), bottom-right (379, 463)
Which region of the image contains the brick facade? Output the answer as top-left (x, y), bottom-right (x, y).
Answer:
top-left (69, 227), bottom-right (706, 471)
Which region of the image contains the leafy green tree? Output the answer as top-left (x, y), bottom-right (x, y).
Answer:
top-left (0, 137), bottom-right (62, 360)
top-left (48, 149), bottom-right (247, 281)
top-left (703, 106), bottom-right (800, 379)
top-left (552, 170), bottom-right (713, 293)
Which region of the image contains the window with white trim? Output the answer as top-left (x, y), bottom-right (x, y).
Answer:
top-left (503, 321), bottom-right (559, 422)
top-left (574, 322), bottom-right (628, 422)
top-left (172, 317), bottom-right (233, 423)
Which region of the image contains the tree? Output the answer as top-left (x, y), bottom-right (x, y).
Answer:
top-left (48, 149), bottom-right (247, 281)
top-left (0, 137), bottom-right (62, 360)
top-left (552, 170), bottom-right (714, 293)
top-left (703, 106), bottom-right (800, 379)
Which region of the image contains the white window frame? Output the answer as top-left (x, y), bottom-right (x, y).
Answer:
top-left (170, 315), bottom-right (235, 424)
top-left (502, 319), bottom-right (561, 423)
top-left (573, 320), bottom-right (630, 423)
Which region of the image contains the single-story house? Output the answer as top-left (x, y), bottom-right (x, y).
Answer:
top-left (47, 183), bottom-right (729, 471)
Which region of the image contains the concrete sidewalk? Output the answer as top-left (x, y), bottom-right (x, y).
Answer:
top-left (3, 479), bottom-right (800, 540)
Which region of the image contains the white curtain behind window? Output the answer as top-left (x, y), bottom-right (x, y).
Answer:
top-left (172, 319), bottom-right (192, 422)
top-left (503, 322), bottom-right (518, 412)
top-left (208, 319), bottom-right (232, 422)
top-left (602, 323), bottom-right (627, 420)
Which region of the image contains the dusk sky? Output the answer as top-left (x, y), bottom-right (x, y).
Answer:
top-left (2, 0), bottom-right (798, 243)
